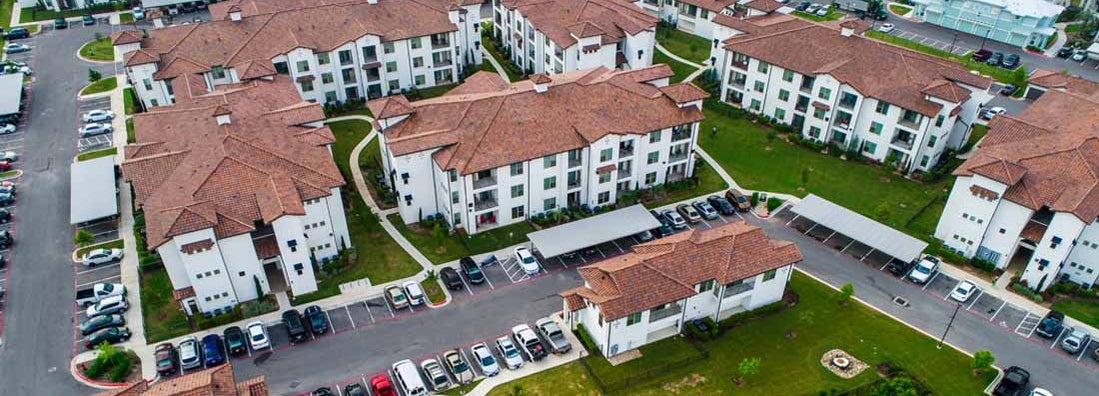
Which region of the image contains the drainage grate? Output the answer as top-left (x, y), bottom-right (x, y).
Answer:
top-left (892, 296), bottom-right (909, 307)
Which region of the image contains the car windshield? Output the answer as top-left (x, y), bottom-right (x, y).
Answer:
top-left (1066, 339), bottom-right (1079, 347)
top-left (954, 286), bottom-right (968, 294)
top-left (393, 293), bottom-right (406, 302)
top-left (914, 265), bottom-right (931, 274)
top-left (480, 354), bottom-right (495, 366)
top-left (454, 361), bottom-right (468, 372)
top-left (101, 283), bottom-right (113, 292)
top-left (522, 255), bottom-right (534, 264)
top-left (504, 347), bottom-right (519, 358)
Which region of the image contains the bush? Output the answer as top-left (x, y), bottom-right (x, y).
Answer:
top-left (766, 197), bottom-right (784, 212)
top-left (241, 299), bottom-right (276, 317)
top-left (1011, 283), bottom-right (1044, 303)
top-left (968, 257), bottom-right (996, 273)
top-left (574, 324), bottom-right (598, 352)
top-left (750, 192), bottom-right (759, 207)
top-left (685, 319), bottom-right (712, 341)
top-left (719, 300), bottom-right (784, 328)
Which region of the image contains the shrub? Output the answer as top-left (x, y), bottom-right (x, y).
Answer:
top-left (685, 320), bottom-right (712, 341)
top-left (838, 283), bottom-right (855, 305)
top-left (968, 257), bottom-right (997, 273)
top-left (1011, 283), bottom-right (1044, 303)
top-left (766, 197), bottom-right (783, 212)
top-left (750, 192), bottom-right (759, 207)
top-left (88, 69), bottom-right (102, 83)
top-left (971, 350), bottom-right (994, 375)
top-left (574, 324), bottom-right (598, 352)
top-left (73, 230), bottom-right (95, 247)
top-left (242, 299), bottom-right (276, 317)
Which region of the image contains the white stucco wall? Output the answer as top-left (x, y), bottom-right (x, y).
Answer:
top-left (273, 215), bottom-right (319, 296)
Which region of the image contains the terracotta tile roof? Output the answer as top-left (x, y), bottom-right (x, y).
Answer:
top-left (210, 0), bottom-right (482, 20)
top-left (595, 164), bottom-right (616, 173)
top-left (129, 0), bottom-right (460, 80)
top-left (1020, 221), bottom-right (1047, 243)
top-left (374, 66), bottom-right (703, 176)
top-left (811, 101), bottom-right (830, 110)
top-left (252, 235), bottom-right (281, 259)
top-left (969, 185), bottom-right (999, 200)
top-left (713, 10), bottom-right (809, 35)
top-left (743, 0), bottom-right (784, 12)
top-left (124, 49), bottom-right (160, 66)
top-left (367, 96), bottom-right (415, 119)
top-left (1028, 69), bottom-right (1099, 97)
top-left (921, 79), bottom-right (971, 103)
top-left (445, 71), bottom-right (510, 96)
top-left (658, 83), bottom-right (710, 103)
top-left (180, 239), bottom-right (215, 254)
top-left (94, 364), bottom-right (267, 396)
top-left (723, 20), bottom-right (991, 116)
top-left (172, 287), bottom-right (196, 301)
top-left (111, 30), bottom-right (143, 45)
top-left (560, 288), bottom-right (585, 312)
top-left (676, 0), bottom-right (737, 12)
top-left (499, 0), bottom-right (658, 48)
top-left (123, 75), bottom-right (342, 250)
top-left (957, 88), bottom-right (1099, 222)
top-left (566, 222), bottom-right (801, 320)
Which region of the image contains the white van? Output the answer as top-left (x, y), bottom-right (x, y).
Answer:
top-left (392, 359), bottom-right (427, 396)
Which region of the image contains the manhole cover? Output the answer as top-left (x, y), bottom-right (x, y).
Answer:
top-left (892, 296), bottom-right (909, 307)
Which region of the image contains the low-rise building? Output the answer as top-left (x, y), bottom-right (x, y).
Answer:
top-left (123, 73), bottom-right (351, 316)
top-left (1023, 69), bottom-right (1099, 100)
top-left (491, 0), bottom-right (658, 75)
top-left (560, 221), bottom-right (802, 357)
top-left (634, 0), bottom-right (785, 44)
top-left (934, 78), bottom-right (1099, 291)
top-left (369, 65), bottom-right (707, 234)
top-left (911, 0), bottom-right (1063, 48)
top-left (113, 0), bottom-right (483, 110)
top-left (94, 364), bottom-right (267, 396)
top-left (715, 19), bottom-right (992, 173)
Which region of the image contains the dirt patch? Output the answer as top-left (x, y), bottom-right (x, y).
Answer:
top-left (662, 373), bottom-right (707, 394)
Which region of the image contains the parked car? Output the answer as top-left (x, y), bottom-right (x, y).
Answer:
top-left (369, 374), bottom-right (396, 396)
top-left (167, 4), bottom-right (179, 15)
top-left (981, 106), bottom-right (1006, 120)
top-left (304, 305), bottom-right (329, 334)
top-left (815, 5), bottom-right (829, 16)
top-left (0, 229), bottom-right (11, 249)
top-left (3, 43), bottom-right (30, 54)
top-left (81, 248), bottom-right (123, 267)
top-left (420, 358), bottom-right (451, 391)
top-left (513, 246), bottom-right (541, 275)
top-left (282, 309), bottom-right (309, 344)
top-left (676, 204), bottom-right (702, 223)
top-left (1, 63), bottom-right (32, 76)
top-left (132, 7), bottom-right (145, 20)
top-left (1029, 389), bottom-right (1053, 396)
top-left (877, 23), bottom-right (894, 33)
top-left (391, 359), bottom-right (428, 396)
top-left (0, 183), bottom-right (13, 196)
top-left (471, 343), bottom-right (500, 376)
top-left (443, 349), bottom-right (475, 384)
top-left (949, 280), bottom-right (978, 303)
top-left (82, 14), bottom-right (96, 26)
top-left (805, 3), bottom-right (820, 14)
top-left (2, 27), bottom-right (29, 40)
top-left (201, 334), bottom-right (225, 366)
top-left (86, 295), bottom-right (128, 318)
top-left (0, 162), bottom-right (11, 174)
top-left (885, 259), bottom-right (914, 277)
top-left (0, 151), bottom-right (17, 163)
top-left (986, 52), bottom-right (1003, 66)
top-left (635, 229), bottom-right (655, 242)
top-left (999, 84), bottom-right (1018, 96)
top-left (79, 123), bottom-right (113, 138)
top-left (0, 124), bottom-right (14, 134)
top-left (155, 343), bottom-right (178, 376)
top-left (75, 282), bottom-right (126, 307)
top-left (1072, 49), bottom-right (1088, 62)
top-left (0, 209), bottom-right (8, 224)
top-left (53, 18), bottom-right (67, 29)
top-left (536, 317), bottom-right (572, 354)
top-left (512, 324), bottom-right (548, 361)
top-left (1001, 54), bottom-right (1020, 69)
top-left (692, 200), bottom-right (719, 220)
top-left (223, 326), bottom-right (247, 356)
top-left (495, 336), bottom-right (524, 369)
top-left (311, 388), bottom-right (334, 396)
top-left (662, 210), bottom-right (687, 229)
top-left (180, 2), bottom-right (196, 12)
top-left (178, 336), bottom-right (202, 370)
top-left (385, 285), bottom-right (409, 310)
top-left (652, 217), bottom-right (674, 237)
top-left (1035, 310), bottom-right (1065, 338)
top-left (971, 49), bottom-right (992, 62)
top-left (79, 314), bottom-right (124, 335)
top-left (796, 1), bottom-right (810, 11)
top-left (459, 257), bottom-right (485, 283)
top-left (908, 255), bottom-right (939, 284)
top-left (1061, 327), bottom-right (1091, 354)
top-left (707, 195), bottom-right (737, 216)
top-left (725, 189), bottom-right (752, 211)
top-left (343, 383), bottom-right (368, 396)
top-left (992, 366), bottom-right (1029, 396)
top-left (82, 109), bottom-right (116, 123)
top-left (402, 280), bottom-right (426, 306)
top-left (85, 326), bottom-right (130, 349)
top-left (440, 267), bottom-right (463, 290)
top-left (246, 320), bottom-right (269, 350)
top-left (1057, 47), bottom-right (1074, 59)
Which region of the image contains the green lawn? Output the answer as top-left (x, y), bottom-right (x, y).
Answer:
top-left (488, 273), bottom-right (996, 395)
top-left (79, 37), bottom-right (114, 61)
top-left (126, 118), bottom-right (135, 144)
top-left (140, 268), bottom-right (191, 342)
top-left (388, 214), bottom-right (534, 264)
top-left (1, 0), bottom-right (14, 47)
top-left (1066, 23), bottom-right (1083, 34)
top-left (864, 31), bottom-right (1018, 84)
top-left (698, 103), bottom-right (950, 240)
top-left (119, 12), bottom-right (133, 24)
top-left (0, 170), bottom-right (17, 179)
top-left (1051, 299), bottom-right (1099, 329)
top-left (656, 24), bottom-right (711, 64)
top-left (123, 87), bottom-right (138, 115)
top-left (77, 147), bottom-right (117, 162)
top-left (477, 60), bottom-right (499, 75)
top-left (76, 239), bottom-right (124, 258)
top-left (485, 362), bottom-right (600, 396)
top-left (407, 83), bottom-right (457, 101)
top-left (793, 8), bottom-right (845, 22)
top-left (653, 51), bottom-right (697, 84)
top-left (81, 76), bottom-right (118, 96)
top-left (637, 160), bottom-right (728, 208)
top-left (357, 138), bottom-right (397, 209)
top-left (889, 3), bottom-right (913, 15)
top-left (421, 278), bottom-right (446, 304)
top-left (964, 124), bottom-right (989, 153)
top-left (19, 3), bottom-right (122, 22)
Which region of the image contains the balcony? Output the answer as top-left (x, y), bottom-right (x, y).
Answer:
top-left (897, 117), bottom-right (920, 130)
top-left (619, 143), bottom-right (635, 158)
top-left (671, 130), bottom-right (692, 142)
top-left (431, 36), bottom-right (451, 49)
top-left (649, 303), bottom-right (682, 322)
top-left (669, 150), bottom-right (689, 163)
top-left (617, 167), bottom-right (632, 179)
top-left (567, 178), bottom-right (581, 190)
top-left (473, 175), bottom-right (497, 190)
top-left (433, 53), bottom-right (453, 68)
top-left (891, 133), bottom-right (914, 150)
top-left (723, 280), bottom-right (755, 298)
top-left (799, 77), bottom-right (815, 94)
top-left (838, 96), bottom-right (857, 110)
top-left (474, 194), bottom-right (498, 211)
top-left (731, 58), bottom-right (748, 70)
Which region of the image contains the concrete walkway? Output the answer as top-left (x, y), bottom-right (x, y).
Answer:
top-left (654, 43), bottom-right (705, 69)
top-left (481, 47), bottom-right (512, 83)
top-left (1043, 22), bottom-right (1070, 57)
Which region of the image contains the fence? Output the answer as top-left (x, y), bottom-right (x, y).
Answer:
top-left (576, 338), bottom-right (710, 394)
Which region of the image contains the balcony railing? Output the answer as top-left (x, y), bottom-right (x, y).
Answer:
top-left (618, 168), bottom-right (631, 179)
top-left (619, 145), bottom-right (634, 158)
top-left (669, 151), bottom-right (689, 163)
top-left (672, 130), bottom-right (692, 142)
top-left (839, 98), bottom-right (857, 110)
top-left (474, 196), bottom-right (498, 211)
top-left (649, 304), bottom-right (682, 322)
top-left (891, 135), bottom-right (914, 150)
top-left (897, 117), bottom-right (920, 130)
top-left (473, 176), bottom-right (497, 190)
top-left (433, 55), bottom-right (453, 68)
top-left (723, 281), bottom-right (755, 298)
top-left (568, 156), bottom-right (582, 168)
top-left (431, 38), bottom-right (450, 49)
top-left (731, 59), bottom-right (748, 70)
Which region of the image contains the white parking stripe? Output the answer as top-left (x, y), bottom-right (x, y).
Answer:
top-left (481, 268), bottom-right (496, 289)
top-left (965, 290), bottom-right (984, 311)
top-left (326, 310), bottom-right (335, 332)
top-left (346, 305), bottom-right (358, 328)
top-left (77, 274), bottom-right (121, 288)
top-left (1024, 315), bottom-right (1041, 338)
top-left (335, 383), bottom-right (344, 396)
top-left (1051, 328), bottom-right (1067, 349)
top-left (611, 240), bottom-right (624, 254)
top-left (1014, 312), bottom-right (1034, 334)
top-left (77, 262), bottom-right (121, 275)
top-left (385, 299), bottom-right (395, 318)
top-left (988, 301), bottom-right (1007, 322)
top-left (1077, 338), bottom-right (1091, 361)
top-left (879, 261), bottom-right (890, 271)
top-left (458, 272), bottom-right (474, 295)
top-left (921, 271), bottom-right (940, 290)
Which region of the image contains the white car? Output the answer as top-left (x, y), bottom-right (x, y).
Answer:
top-left (949, 280), bottom-right (978, 303)
top-left (79, 123), bottom-right (113, 137)
top-left (133, 7), bottom-right (145, 20)
top-left (1029, 388), bottom-right (1053, 396)
top-left (3, 43), bottom-right (30, 54)
top-left (981, 106), bottom-right (1006, 120)
top-left (401, 280), bottom-right (425, 306)
top-left (420, 358), bottom-right (451, 391)
top-left (178, 336), bottom-right (201, 370)
top-left (246, 321), bottom-right (269, 350)
top-left (471, 343), bottom-right (500, 377)
top-left (805, 3), bottom-right (820, 13)
top-left (0, 124), bottom-right (15, 135)
top-left (495, 336), bottom-right (524, 370)
top-left (0, 151), bottom-right (17, 162)
top-left (908, 255), bottom-right (939, 284)
top-left (878, 23), bottom-right (895, 33)
top-left (82, 109), bottom-right (116, 123)
top-left (513, 246), bottom-right (540, 275)
top-left (86, 295), bottom-right (128, 317)
top-left (815, 5), bottom-right (829, 16)
top-left (81, 248), bottom-right (123, 267)
top-left (1072, 49), bottom-right (1088, 62)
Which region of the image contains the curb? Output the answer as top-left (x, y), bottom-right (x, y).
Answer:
top-left (0, 169), bottom-right (23, 181)
top-left (71, 238), bottom-right (124, 262)
top-left (70, 351), bottom-right (131, 390)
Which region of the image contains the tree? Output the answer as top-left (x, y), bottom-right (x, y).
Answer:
top-left (253, 275), bottom-right (264, 299)
top-left (838, 283), bottom-right (855, 306)
top-left (1010, 66), bottom-right (1028, 90)
top-left (88, 68), bottom-right (102, 83)
top-left (73, 230), bottom-right (95, 247)
top-left (875, 201), bottom-right (891, 221)
top-left (432, 222), bottom-right (446, 248)
top-left (971, 350), bottom-right (995, 375)
top-left (734, 357), bottom-right (761, 386)
top-left (872, 376), bottom-right (919, 396)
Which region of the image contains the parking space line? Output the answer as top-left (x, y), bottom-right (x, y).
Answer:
top-left (965, 290), bottom-right (983, 311)
top-left (699, 219), bottom-right (712, 229)
top-left (1051, 327), bottom-right (1067, 349)
top-left (326, 310), bottom-right (335, 333)
top-left (76, 262), bottom-right (120, 275)
top-left (345, 305), bottom-right (358, 328)
top-left (1014, 312), bottom-right (1033, 334)
top-left (77, 274), bottom-right (120, 288)
top-left (822, 231), bottom-right (836, 243)
top-left (481, 269), bottom-right (496, 289)
top-left (457, 273), bottom-right (474, 295)
top-left (879, 261), bottom-right (890, 271)
top-left (716, 215), bottom-right (729, 224)
top-left (385, 300), bottom-right (395, 318)
top-left (1025, 315), bottom-right (1041, 338)
top-left (557, 257), bottom-right (568, 269)
top-left (988, 301), bottom-right (1007, 322)
top-left (921, 271), bottom-right (940, 290)
top-left (840, 240), bottom-right (854, 252)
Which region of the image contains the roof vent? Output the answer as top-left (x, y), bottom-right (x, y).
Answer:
top-left (229, 5), bottom-right (242, 22)
top-left (839, 20), bottom-right (859, 38)
top-left (530, 74), bottom-right (552, 93)
top-left (214, 105), bottom-right (232, 125)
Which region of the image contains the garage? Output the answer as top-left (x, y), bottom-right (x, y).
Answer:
top-left (784, 194), bottom-right (928, 265)
top-left (527, 204), bottom-right (661, 259)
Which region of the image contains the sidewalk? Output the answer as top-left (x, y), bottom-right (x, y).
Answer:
top-left (1043, 22), bottom-right (1070, 57)
top-left (480, 47), bottom-right (512, 83)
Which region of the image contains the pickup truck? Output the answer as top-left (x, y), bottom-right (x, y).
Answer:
top-left (535, 317), bottom-right (571, 354)
top-left (75, 283), bottom-right (126, 307)
top-left (993, 366), bottom-right (1030, 396)
top-left (511, 324), bottom-right (548, 361)
top-left (1035, 310), bottom-right (1065, 339)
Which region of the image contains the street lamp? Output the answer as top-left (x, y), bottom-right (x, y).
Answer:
top-left (937, 302), bottom-right (963, 349)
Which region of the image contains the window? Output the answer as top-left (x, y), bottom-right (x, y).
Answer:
top-left (875, 101), bottom-right (890, 114)
top-left (385, 61), bottom-right (397, 73)
top-left (511, 184), bottom-right (524, 198)
top-left (510, 163), bottom-right (523, 176)
top-left (863, 142), bottom-right (877, 154)
top-left (511, 205), bottom-right (524, 219)
top-left (325, 91), bottom-right (337, 102)
top-left (645, 172), bottom-right (657, 184)
top-left (411, 37), bottom-right (422, 49)
top-left (361, 45), bottom-right (377, 60)
top-left (196, 273), bottom-right (204, 279)
top-left (818, 87), bottom-right (831, 101)
top-left (927, 135), bottom-right (937, 147)
top-left (753, 81), bottom-right (765, 92)
top-left (273, 61), bottom-right (289, 74)
top-left (600, 148), bottom-right (613, 162)
top-left (388, 80), bottom-right (399, 91)
top-left (626, 312), bottom-right (642, 326)
top-left (813, 108), bottom-right (826, 120)
top-left (935, 115), bottom-right (945, 127)
top-left (212, 66), bottom-right (227, 79)
top-left (698, 279), bottom-right (715, 292)
top-left (782, 70), bottom-right (794, 82)
top-left (750, 99), bottom-right (761, 111)
top-left (142, 78), bottom-right (153, 90)
top-left (544, 197), bottom-right (557, 210)
top-left (869, 121), bottom-right (883, 135)
top-left (774, 108), bottom-right (786, 121)
top-left (414, 75), bottom-right (426, 86)
top-left (647, 151), bottom-right (659, 165)
top-left (300, 80), bottom-right (314, 92)
top-left (599, 173), bottom-right (611, 184)
top-left (543, 176), bottom-right (556, 190)
top-left (317, 53), bottom-right (330, 65)
top-left (763, 269), bottom-right (777, 281)
top-left (649, 130), bottom-right (662, 143)
top-left (756, 61), bottom-right (769, 73)
top-left (920, 155), bottom-right (929, 167)
top-left (412, 56), bottom-right (424, 68)
top-left (598, 191), bottom-right (610, 204)
top-left (321, 72), bottom-right (334, 84)
top-left (383, 42), bottom-right (395, 54)
top-left (296, 60), bottom-right (310, 73)
top-left (338, 50), bottom-right (353, 65)
top-left (809, 126), bottom-right (821, 138)
top-left (448, 170), bottom-right (458, 182)
top-left (778, 89), bottom-right (790, 102)
top-left (341, 68), bottom-right (356, 83)
top-left (543, 155), bottom-right (557, 168)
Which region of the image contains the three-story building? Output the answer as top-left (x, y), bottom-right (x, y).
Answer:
top-left (912, 0), bottom-right (1063, 48)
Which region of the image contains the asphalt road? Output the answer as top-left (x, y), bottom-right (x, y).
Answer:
top-left (0, 21), bottom-right (118, 395)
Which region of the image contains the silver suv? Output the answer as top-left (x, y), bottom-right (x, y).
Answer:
top-left (1061, 327), bottom-right (1092, 354)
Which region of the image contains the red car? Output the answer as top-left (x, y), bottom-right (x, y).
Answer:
top-left (369, 375), bottom-right (395, 396)
top-left (971, 49), bottom-right (992, 62)
top-left (0, 161), bottom-right (10, 172)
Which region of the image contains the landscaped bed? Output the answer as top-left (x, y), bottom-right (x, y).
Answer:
top-left (79, 37), bottom-right (114, 62)
top-left (77, 147), bottom-right (117, 162)
top-left (656, 23), bottom-right (711, 64)
top-left (75, 239), bottom-right (124, 259)
top-left (81, 76), bottom-right (118, 96)
top-left (889, 3), bottom-right (913, 16)
top-left (421, 277), bottom-right (446, 304)
top-left (388, 214), bottom-right (533, 264)
top-left (653, 51), bottom-right (696, 84)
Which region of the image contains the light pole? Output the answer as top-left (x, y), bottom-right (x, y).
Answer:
top-left (938, 302), bottom-right (962, 349)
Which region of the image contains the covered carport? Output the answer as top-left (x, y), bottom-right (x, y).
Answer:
top-left (70, 156), bottom-right (119, 228)
top-left (528, 204), bottom-right (661, 259)
top-left (785, 194), bottom-right (927, 266)
top-left (0, 73), bottom-right (24, 120)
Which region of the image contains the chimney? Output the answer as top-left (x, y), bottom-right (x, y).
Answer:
top-left (228, 5), bottom-right (242, 22)
top-left (530, 73), bottom-right (551, 93)
top-left (214, 105), bottom-right (232, 125)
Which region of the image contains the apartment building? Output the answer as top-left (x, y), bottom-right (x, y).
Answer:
top-left (912, 0), bottom-right (1063, 48)
top-left (368, 65), bottom-right (707, 234)
top-left (95, 364), bottom-right (267, 396)
top-left (560, 222), bottom-right (802, 357)
top-left (1023, 69), bottom-right (1099, 100)
top-left (634, 0), bottom-right (785, 44)
top-left (492, 0), bottom-right (657, 75)
top-left (935, 79), bottom-right (1099, 291)
top-left (715, 19), bottom-right (992, 173)
top-left (122, 74), bottom-right (352, 316)
top-left (112, 0), bottom-right (483, 110)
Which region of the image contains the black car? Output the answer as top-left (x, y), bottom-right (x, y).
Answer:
top-left (180, 2), bottom-right (196, 12)
top-left (0, 208), bottom-right (10, 224)
top-left (282, 309), bottom-right (309, 344)
top-left (1001, 54), bottom-right (1020, 69)
top-left (459, 257), bottom-right (485, 284)
top-left (1057, 47), bottom-right (1074, 58)
top-left (2, 27), bottom-right (29, 40)
top-left (344, 383), bottom-right (368, 396)
top-left (999, 84), bottom-right (1017, 96)
top-left (1035, 310), bottom-right (1065, 339)
top-left (80, 314), bottom-right (125, 335)
top-left (53, 18), bottom-right (67, 29)
top-left (223, 326), bottom-right (247, 356)
top-left (707, 195), bottom-right (737, 216)
top-left (986, 52), bottom-right (1003, 67)
top-left (304, 305), bottom-right (329, 335)
top-left (992, 366), bottom-right (1029, 396)
top-left (82, 14), bottom-right (96, 26)
top-left (652, 218), bottom-right (673, 238)
top-left (885, 259), bottom-right (914, 277)
top-left (0, 230), bottom-right (11, 249)
top-left (85, 327), bottom-right (131, 349)
top-left (796, 1), bottom-right (810, 11)
top-left (311, 388), bottom-right (335, 396)
top-left (440, 267), bottom-right (463, 290)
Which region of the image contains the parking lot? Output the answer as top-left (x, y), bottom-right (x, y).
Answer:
top-left (885, 28), bottom-right (973, 57)
top-left (76, 96), bottom-right (114, 153)
top-left (71, 250), bottom-right (124, 354)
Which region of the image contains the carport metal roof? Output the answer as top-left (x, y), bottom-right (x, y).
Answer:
top-left (527, 204), bottom-right (661, 259)
top-left (0, 73), bottom-right (23, 116)
top-left (789, 194), bottom-right (927, 262)
top-left (70, 156), bottom-right (119, 224)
